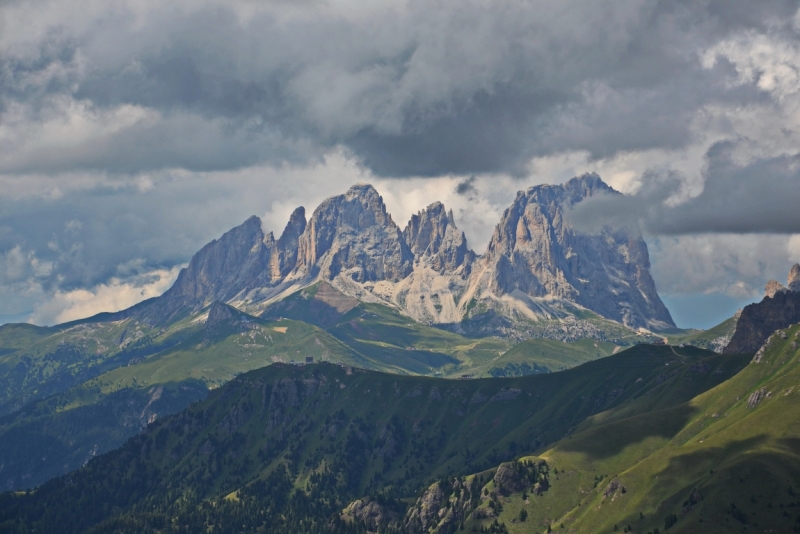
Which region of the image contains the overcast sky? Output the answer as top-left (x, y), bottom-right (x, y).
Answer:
top-left (2, 0), bottom-right (800, 328)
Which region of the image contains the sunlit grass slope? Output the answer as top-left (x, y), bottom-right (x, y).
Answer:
top-left (466, 327), bottom-right (800, 534)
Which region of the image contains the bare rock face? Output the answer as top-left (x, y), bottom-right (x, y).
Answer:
top-left (789, 263), bottom-right (800, 292)
top-left (138, 209), bottom-right (307, 324)
top-left (765, 279), bottom-right (788, 298)
top-left (123, 177), bottom-right (672, 339)
top-left (493, 462), bottom-right (527, 495)
top-left (139, 216), bottom-right (274, 324)
top-left (724, 287), bottom-right (800, 354)
top-left (403, 202), bottom-right (474, 275)
top-left (403, 482), bottom-right (446, 532)
top-left (403, 478), bottom-right (479, 533)
top-left (272, 206), bottom-right (306, 280)
top-left (205, 301), bottom-right (236, 328)
top-left (461, 174), bottom-right (674, 330)
top-left (341, 498), bottom-right (401, 531)
top-left (294, 183), bottom-right (413, 283)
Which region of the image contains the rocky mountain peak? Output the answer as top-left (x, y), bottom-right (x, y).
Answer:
top-left (562, 172), bottom-right (615, 202)
top-left (126, 177), bottom-right (672, 338)
top-left (472, 175), bottom-right (673, 329)
top-left (765, 279), bottom-right (788, 298)
top-left (272, 206), bottom-right (307, 280)
top-left (278, 207), bottom-right (307, 245)
top-left (725, 263), bottom-right (800, 353)
top-left (403, 202), bottom-right (474, 274)
top-left (205, 301), bottom-right (237, 328)
top-left (139, 215), bottom-right (272, 324)
top-left (789, 263), bottom-right (800, 292)
top-left (294, 183), bottom-right (412, 282)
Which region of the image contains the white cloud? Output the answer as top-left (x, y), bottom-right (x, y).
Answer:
top-left (28, 265), bottom-right (182, 325)
top-left (649, 233), bottom-right (798, 298)
top-left (788, 234), bottom-right (800, 262)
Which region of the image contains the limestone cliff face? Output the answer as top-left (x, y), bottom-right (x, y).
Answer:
top-left (139, 209), bottom-right (306, 324)
top-left (381, 202), bottom-right (477, 324)
top-left (723, 291), bottom-right (800, 354)
top-left (724, 263), bottom-right (800, 354)
top-left (460, 175), bottom-right (674, 330)
top-left (293, 183), bottom-right (413, 283)
top-left (403, 202), bottom-right (474, 275)
top-left (765, 279), bottom-right (788, 298)
top-left (272, 207), bottom-right (307, 281)
top-left (132, 177), bottom-right (673, 336)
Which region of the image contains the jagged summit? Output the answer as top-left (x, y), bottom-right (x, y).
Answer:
top-left (205, 301), bottom-right (238, 328)
top-left (725, 263), bottom-right (800, 354)
top-left (462, 174), bottom-right (673, 330)
top-left (293, 182), bottom-right (412, 283)
top-left (764, 263), bottom-right (800, 298)
top-left (765, 279), bottom-right (788, 298)
top-left (123, 177), bottom-right (672, 339)
top-left (403, 202), bottom-right (474, 274)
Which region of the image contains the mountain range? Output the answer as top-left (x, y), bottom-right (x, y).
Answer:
top-left (114, 174), bottom-right (675, 339)
top-left (2, 175), bottom-right (800, 533)
top-left (0, 175), bottom-right (678, 492)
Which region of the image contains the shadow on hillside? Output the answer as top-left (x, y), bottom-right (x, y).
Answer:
top-left (555, 404), bottom-right (698, 459)
top-left (596, 435), bottom-right (782, 532)
top-left (653, 435), bottom-right (770, 488)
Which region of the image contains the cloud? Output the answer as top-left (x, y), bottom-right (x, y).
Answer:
top-left (565, 142), bottom-right (800, 236)
top-left (28, 265), bottom-right (182, 325)
top-left (649, 233), bottom-right (799, 298)
top-left (2, 0), bottom-right (800, 327)
top-left (1, 0), bottom-right (798, 177)
top-left (455, 176), bottom-right (477, 196)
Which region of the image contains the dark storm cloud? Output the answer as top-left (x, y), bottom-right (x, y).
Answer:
top-left (566, 141), bottom-right (800, 235)
top-left (1, 0), bottom-right (798, 177)
top-left (455, 176), bottom-right (477, 196)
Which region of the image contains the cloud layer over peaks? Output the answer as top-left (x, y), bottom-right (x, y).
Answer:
top-left (1, 0), bottom-right (798, 177)
top-left (565, 141), bottom-right (800, 236)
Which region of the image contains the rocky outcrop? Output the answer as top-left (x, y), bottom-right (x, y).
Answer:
top-left (765, 279), bottom-right (789, 298)
top-left (294, 183), bottom-right (413, 283)
top-left (724, 265), bottom-right (800, 354)
top-left (493, 462), bottom-right (528, 495)
top-left (205, 301), bottom-right (237, 328)
top-left (403, 477), bottom-right (481, 533)
top-left (459, 174), bottom-right (674, 330)
top-left (403, 202), bottom-right (474, 275)
top-left (137, 209), bottom-right (308, 324)
top-left (747, 387), bottom-right (768, 408)
top-left (341, 498), bottom-right (402, 531)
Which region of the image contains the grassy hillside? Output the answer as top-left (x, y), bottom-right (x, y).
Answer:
top-left (0, 308), bottom-right (366, 490)
top-left (0, 298), bottom-right (639, 492)
top-left (0, 344), bottom-right (747, 533)
top-left (262, 283), bottom-right (640, 377)
top-left (0, 287), bottom-right (623, 422)
top-left (263, 284), bottom-right (514, 375)
top-left (481, 338), bottom-right (619, 377)
top-left (0, 317), bottom-right (199, 416)
top-left (666, 315), bottom-right (738, 353)
top-left (449, 326), bottom-right (800, 533)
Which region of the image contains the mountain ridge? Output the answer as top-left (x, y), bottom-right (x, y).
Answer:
top-left (95, 175), bottom-right (674, 340)
top-left (0, 344), bottom-right (744, 533)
